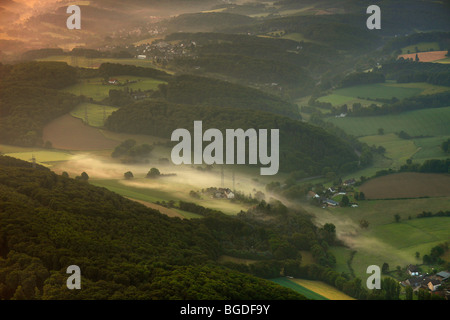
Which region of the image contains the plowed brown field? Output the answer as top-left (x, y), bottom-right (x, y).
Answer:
top-left (398, 51), bottom-right (448, 62)
top-left (43, 114), bottom-right (118, 151)
top-left (359, 172), bottom-right (450, 199)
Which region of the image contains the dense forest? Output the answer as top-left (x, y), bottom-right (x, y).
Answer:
top-left (381, 60), bottom-right (450, 87)
top-left (158, 74), bottom-right (300, 118)
top-left (171, 53), bottom-right (313, 91)
top-left (0, 156), bottom-right (308, 300)
top-left (105, 100), bottom-right (359, 175)
top-left (0, 62), bottom-right (81, 146)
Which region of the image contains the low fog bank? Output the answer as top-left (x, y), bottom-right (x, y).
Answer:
top-left (52, 153), bottom-right (270, 195)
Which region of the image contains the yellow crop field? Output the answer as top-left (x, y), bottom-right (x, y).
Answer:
top-left (292, 279), bottom-right (356, 300)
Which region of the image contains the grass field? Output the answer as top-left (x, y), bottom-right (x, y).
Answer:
top-left (38, 55), bottom-right (166, 70)
top-left (359, 173), bottom-right (450, 199)
top-left (436, 57), bottom-right (450, 64)
top-left (318, 82), bottom-right (449, 108)
top-left (3, 149), bottom-right (75, 166)
top-left (318, 83), bottom-right (423, 106)
top-left (327, 106), bottom-right (450, 137)
top-left (62, 76), bottom-right (166, 101)
top-left (329, 246), bottom-right (354, 275)
top-left (90, 177), bottom-right (250, 216)
top-left (303, 197), bottom-right (450, 281)
top-left (401, 42), bottom-right (440, 54)
top-left (351, 217), bottom-right (450, 280)
top-left (317, 94), bottom-right (378, 108)
top-left (270, 278), bottom-right (328, 300)
top-left (359, 134), bottom-right (420, 167)
top-left (70, 103), bottom-right (118, 127)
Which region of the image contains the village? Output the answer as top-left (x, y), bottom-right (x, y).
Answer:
top-left (401, 265), bottom-right (450, 299)
top-left (306, 178), bottom-right (360, 208)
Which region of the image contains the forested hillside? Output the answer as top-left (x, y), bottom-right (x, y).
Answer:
top-left (0, 62), bottom-right (81, 147)
top-left (0, 156), bottom-right (308, 300)
top-left (159, 74), bottom-right (300, 118)
top-left (105, 100), bottom-right (359, 175)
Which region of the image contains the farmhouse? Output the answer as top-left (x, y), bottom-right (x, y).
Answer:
top-left (307, 191), bottom-right (320, 199)
top-left (407, 265), bottom-right (420, 276)
top-left (436, 271), bottom-right (450, 282)
top-left (427, 279), bottom-right (442, 292)
top-left (137, 54), bottom-right (147, 59)
top-left (324, 199), bottom-right (339, 207)
top-left (132, 92), bottom-right (147, 100)
top-left (404, 276), bottom-right (422, 289)
top-left (343, 178), bottom-right (356, 186)
top-left (213, 188), bottom-right (235, 199)
top-left (108, 78), bottom-right (120, 85)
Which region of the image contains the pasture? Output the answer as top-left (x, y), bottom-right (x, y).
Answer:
top-left (359, 173), bottom-right (450, 199)
top-left (38, 55), bottom-right (166, 70)
top-left (70, 103), bottom-right (118, 127)
top-left (304, 199), bottom-right (450, 281)
top-left (62, 76), bottom-right (166, 102)
top-left (90, 177), bottom-right (250, 216)
top-left (318, 83), bottom-right (424, 107)
top-left (359, 134), bottom-right (419, 167)
top-left (351, 217), bottom-right (450, 280)
top-left (400, 42), bottom-right (440, 54)
top-left (327, 106), bottom-right (450, 137)
top-left (2, 149), bottom-right (75, 167)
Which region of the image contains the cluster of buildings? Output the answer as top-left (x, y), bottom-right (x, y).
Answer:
top-left (205, 187), bottom-right (235, 199)
top-left (306, 178), bottom-right (358, 208)
top-left (134, 40), bottom-right (197, 64)
top-left (402, 265), bottom-right (450, 297)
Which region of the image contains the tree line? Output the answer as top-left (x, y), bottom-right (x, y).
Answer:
top-left (105, 99), bottom-right (358, 175)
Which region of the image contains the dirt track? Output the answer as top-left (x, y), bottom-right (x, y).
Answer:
top-left (43, 114), bottom-right (118, 151)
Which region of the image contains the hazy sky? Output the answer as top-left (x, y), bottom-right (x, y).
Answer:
top-left (1, 0), bottom-right (68, 23)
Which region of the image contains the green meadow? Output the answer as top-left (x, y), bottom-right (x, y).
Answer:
top-left (0, 144), bottom-right (75, 166)
top-left (304, 200), bottom-right (450, 280)
top-left (318, 83), bottom-right (423, 106)
top-left (401, 42), bottom-right (440, 54)
top-left (327, 106), bottom-right (450, 137)
top-left (360, 134), bottom-right (420, 167)
top-left (351, 217), bottom-right (450, 280)
top-left (318, 82), bottom-right (449, 108)
top-left (70, 103), bottom-right (118, 127)
top-left (62, 76), bottom-right (166, 101)
top-left (90, 178), bottom-right (249, 216)
top-left (37, 55), bottom-right (168, 71)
